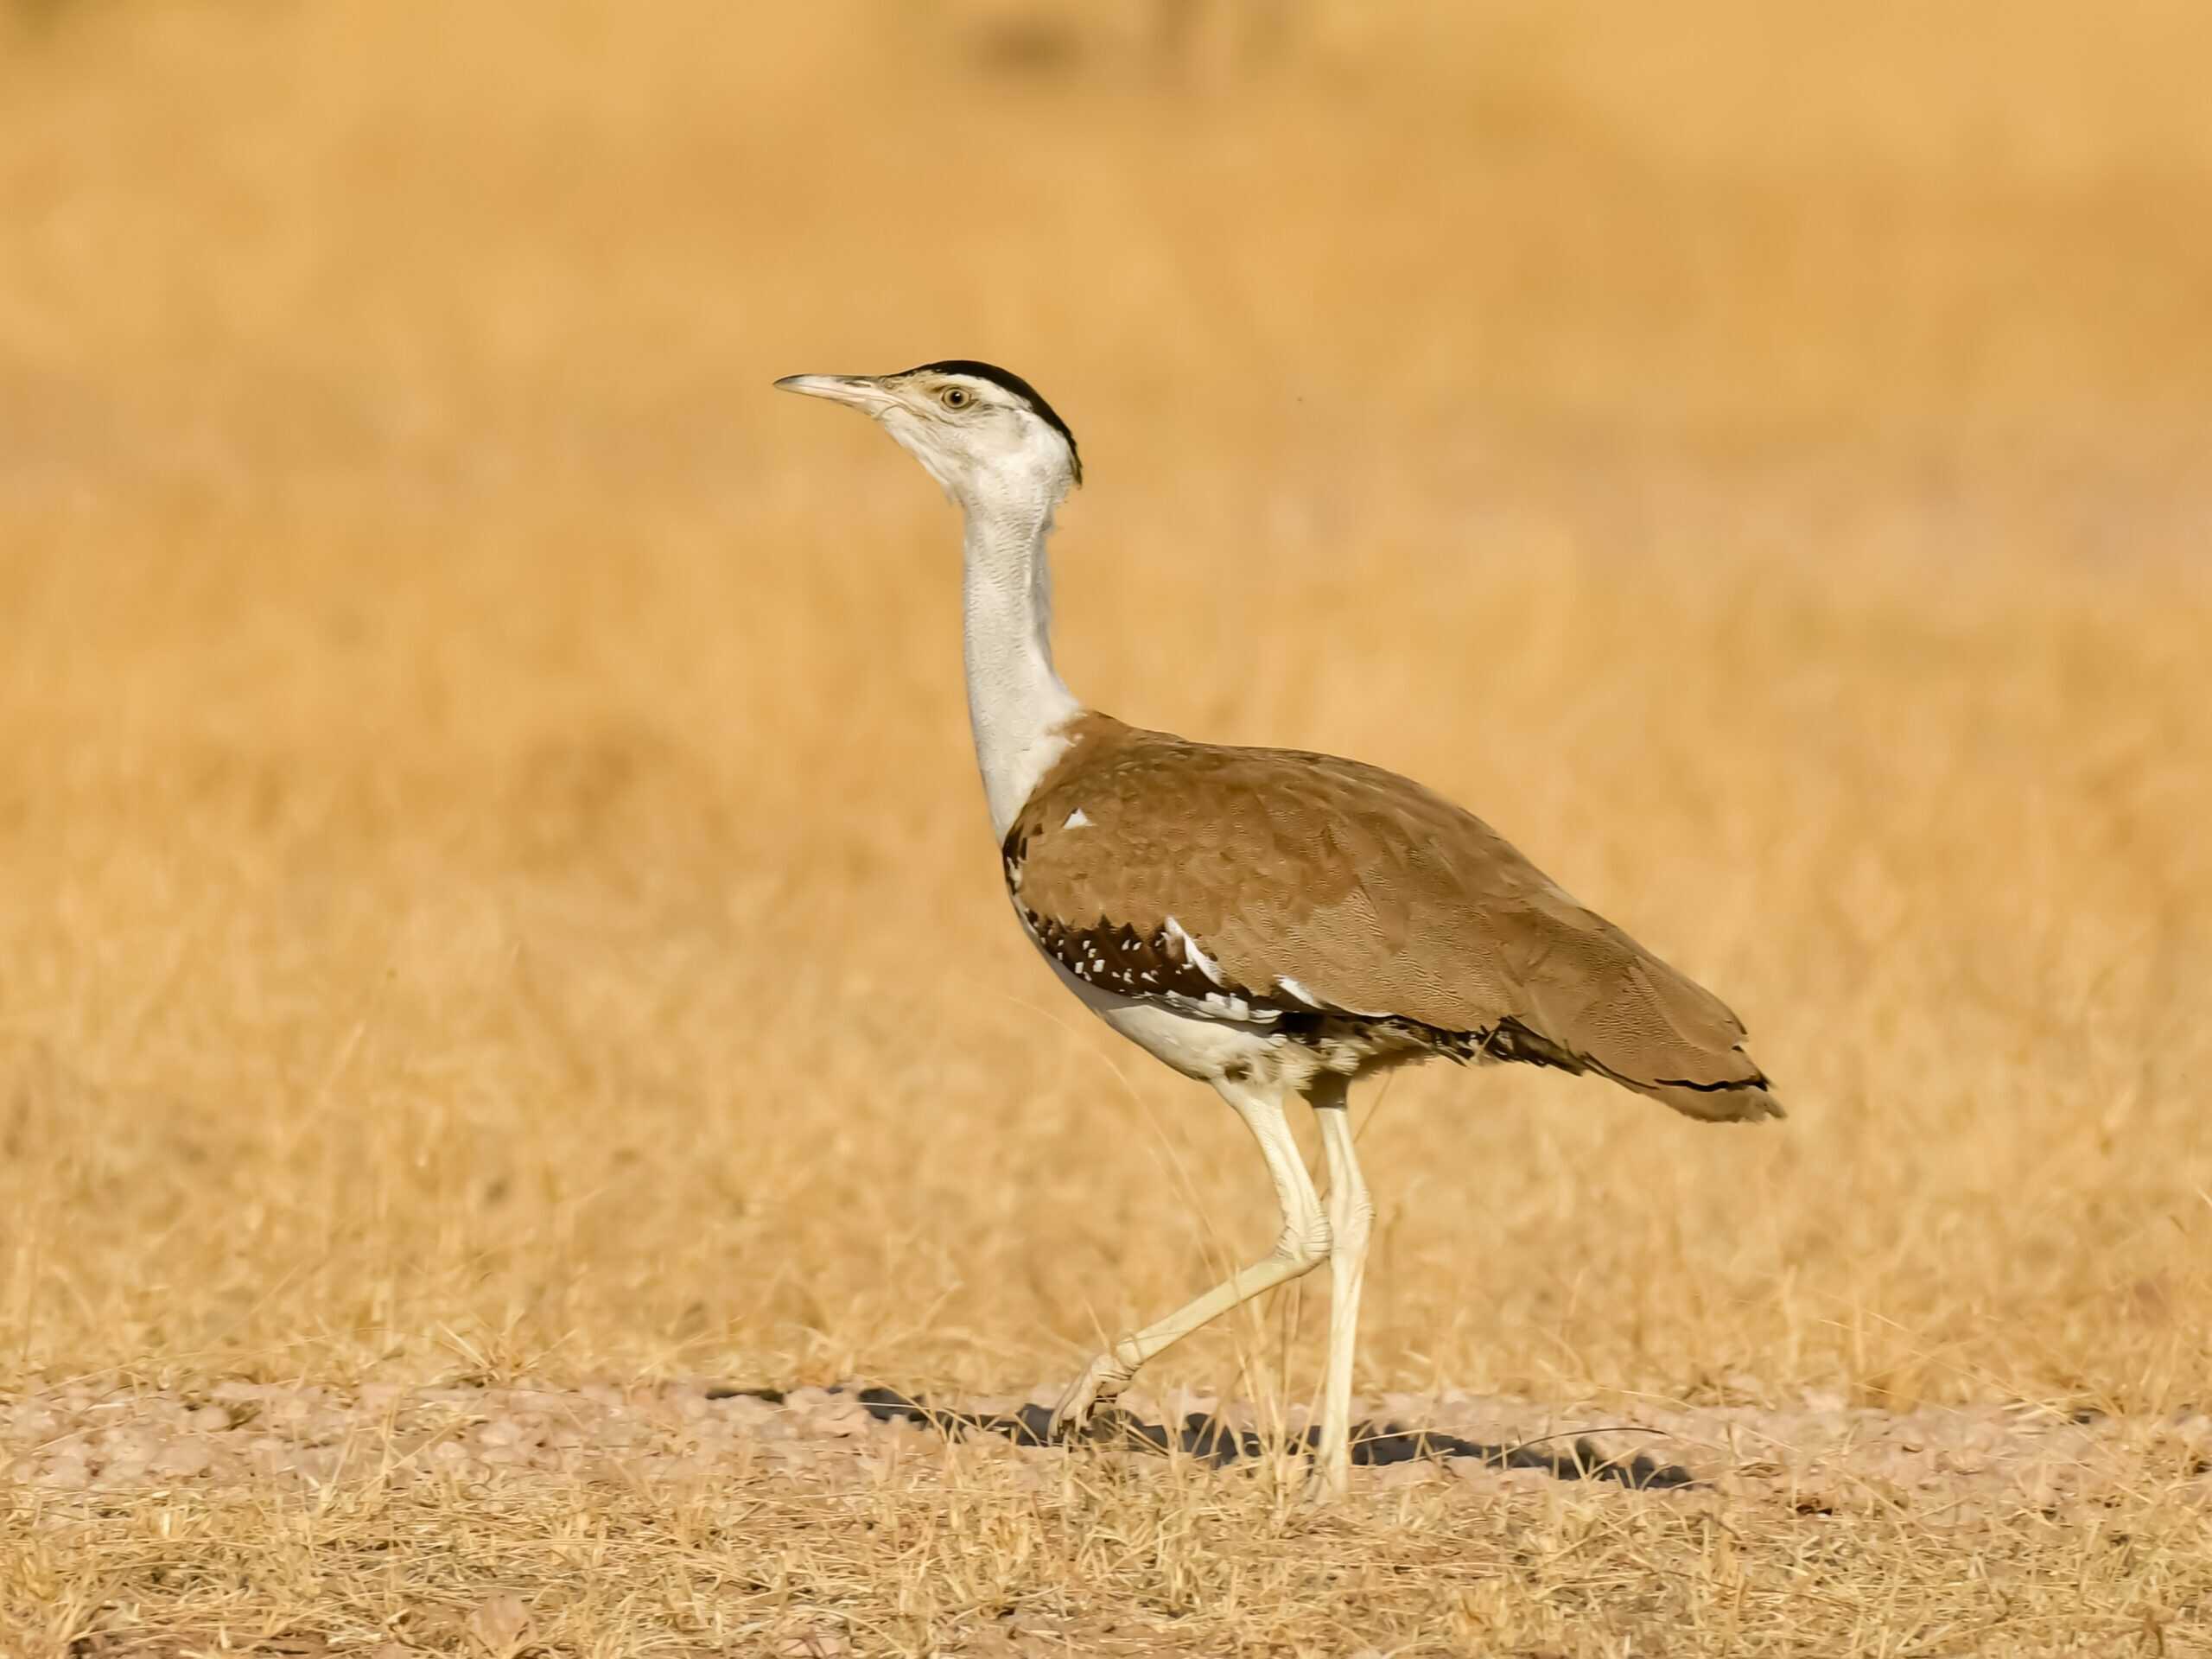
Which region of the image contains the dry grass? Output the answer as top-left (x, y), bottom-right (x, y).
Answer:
top-left (3, 0), bottom-right (2210, 1652)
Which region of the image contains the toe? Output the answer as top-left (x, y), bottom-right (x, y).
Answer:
top-left (1301, 1463), bottom-right (1351, 1504)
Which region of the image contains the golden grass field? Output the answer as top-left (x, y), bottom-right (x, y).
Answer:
top-left (3, 0), bottom-right (2211, 1652)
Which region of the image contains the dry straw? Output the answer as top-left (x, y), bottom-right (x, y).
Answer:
top-left (2, 0), bottom-right (2208, 1651)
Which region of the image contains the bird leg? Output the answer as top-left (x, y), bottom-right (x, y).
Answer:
top-left (1307, 1075), bottom-right (1375, 1498)
top-left (1049, 1077), bottom-right (1332, 1441)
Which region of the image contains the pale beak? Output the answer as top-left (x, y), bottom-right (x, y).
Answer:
top-left (772, 373), bottom-right (894, 411)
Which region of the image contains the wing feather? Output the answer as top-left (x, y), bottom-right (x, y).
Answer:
top-left (1007, 715), bottom-right (1781, 1121)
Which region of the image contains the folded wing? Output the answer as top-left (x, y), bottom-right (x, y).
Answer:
top-left (1004, 715), bottom-right (1781, 1122)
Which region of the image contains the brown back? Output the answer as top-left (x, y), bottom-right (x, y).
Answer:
top-left (1004, 714), bottom-right (1781, 1122)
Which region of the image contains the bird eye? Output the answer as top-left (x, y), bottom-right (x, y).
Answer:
top-left (940, 385), bottom-right (972, 410)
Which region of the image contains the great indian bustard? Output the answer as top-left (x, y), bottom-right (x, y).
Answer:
top-left (776, 360), bottom-right (1783, 1498)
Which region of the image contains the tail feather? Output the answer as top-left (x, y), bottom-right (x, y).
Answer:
top-left (1637, 1071), bottom-right (1786, 1123)
top-left (1484, 1014), bottom-right (1784, 1122)
top-left (1502, 899), bottom-right (1784, 1123)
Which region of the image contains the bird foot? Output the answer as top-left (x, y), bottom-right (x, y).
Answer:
top-left (1300, 1458), bottom-right (1351, 1505)
top-left (1047, 1354), bottom-right (1134, 1443)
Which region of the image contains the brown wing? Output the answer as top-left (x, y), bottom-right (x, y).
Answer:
top-left (1004, 714), bottom-right (1781, 1122)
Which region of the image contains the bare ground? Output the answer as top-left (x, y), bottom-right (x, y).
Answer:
top-left (9, 1376), bottom-right (2211, 1656)
top-left (10, 1376), bottom-right (2207, 1517)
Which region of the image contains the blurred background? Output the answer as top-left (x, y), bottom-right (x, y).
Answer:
top-left (1, 0), bottom-right (2206, 1410)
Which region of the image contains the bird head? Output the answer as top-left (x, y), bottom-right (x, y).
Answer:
top-left (775, 360), bottom-right (1082, 509)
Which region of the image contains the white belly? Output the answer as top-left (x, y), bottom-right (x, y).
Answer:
top-left (1044, 957), bottom-right (1319, 1089)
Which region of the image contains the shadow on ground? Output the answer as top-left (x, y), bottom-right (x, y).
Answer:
top-left (715, 1383), bottom-right (1696, 1489)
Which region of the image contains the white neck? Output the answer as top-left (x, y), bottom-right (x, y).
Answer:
top-left (958, 480), bottom-right (1082, 840)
